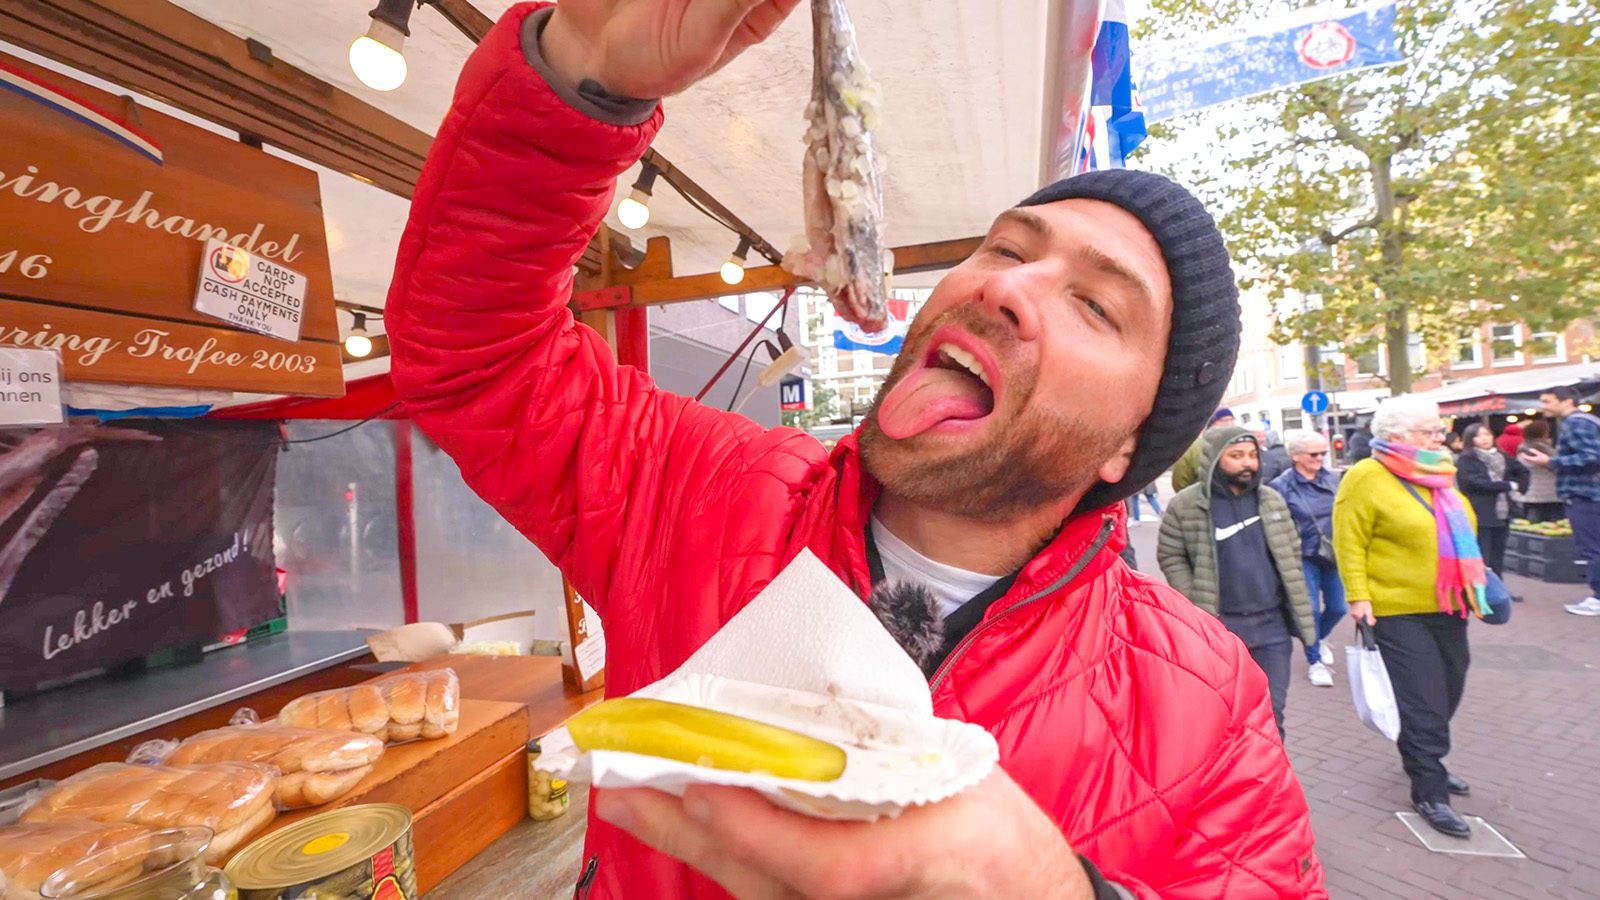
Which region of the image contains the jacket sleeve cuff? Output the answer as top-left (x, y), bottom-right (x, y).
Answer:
top-left (1079, 854), bottom-right (1135, 900)
top-left (520, 6), bottom-right (659, 126)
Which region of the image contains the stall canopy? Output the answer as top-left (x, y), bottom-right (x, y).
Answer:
top-left (1416, 362), bottom-right (1600, 416)
top-left (159, 0), bottom-right (1065, 313)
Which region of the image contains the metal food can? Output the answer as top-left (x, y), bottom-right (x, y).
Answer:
top-left (223, 804), bottom-right (416, 900)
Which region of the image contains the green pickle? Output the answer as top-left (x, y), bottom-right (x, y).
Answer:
top-left (567, 697), bottom-right (848, 781)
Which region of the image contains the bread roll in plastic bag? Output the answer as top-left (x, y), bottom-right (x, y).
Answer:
top-left (277, 668), bottom-right (460, 742)
top-left (160, 725), bottom-right (382, 809)
top-left (19, 762), bottom-right (275, 864)
top-left (0, 821), bottom-right (152, 900)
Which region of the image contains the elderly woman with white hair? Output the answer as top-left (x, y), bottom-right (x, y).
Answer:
top-left (1333, 394), bottom-right (1488, 840)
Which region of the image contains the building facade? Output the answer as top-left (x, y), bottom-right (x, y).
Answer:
top-left (795, 287), bottom-right (931, 424)
top-left (1222, 285), bottom-right (1597, 431)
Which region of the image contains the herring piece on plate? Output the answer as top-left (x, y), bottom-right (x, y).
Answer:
top-left (567, 697), bottom-right (847, 782)
top-left (783, 0), bottom-right (891, 332)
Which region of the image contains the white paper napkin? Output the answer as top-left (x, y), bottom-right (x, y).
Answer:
top-left (538, 550), bottom-right (998, 820)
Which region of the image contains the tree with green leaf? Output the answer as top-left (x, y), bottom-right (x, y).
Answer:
top-left (1140, 0), bottom-right (1599, 392)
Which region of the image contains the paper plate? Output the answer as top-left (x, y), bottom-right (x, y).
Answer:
top-left (537, 673), bottom-right (998, 821)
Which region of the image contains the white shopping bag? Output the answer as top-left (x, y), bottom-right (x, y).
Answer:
top-left (1346, 622), bottom-right (1401, 742)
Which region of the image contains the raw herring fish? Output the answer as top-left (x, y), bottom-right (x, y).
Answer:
top-left (783, 0), bottom-right (891, 332)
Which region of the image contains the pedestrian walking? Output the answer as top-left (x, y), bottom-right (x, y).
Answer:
top-left (1159, 428), bottom-right (1316, 739)
top-left (1270, 431), bottom-right (1345, 687)
top-left (1525, 387), bottom-right (1600, 615)
top-left (1456, 422), bottom-right (1528, 579)
top-left (1260, 429), bottom-right (1293, 483)
top-left (1495, 422), bottom-right (1524, 458)
top-left (1516, 420), bottom-right (1563, 523)
top-left (1347, 422), bottom-right (1374, 462)
top-left (1126, 482), bottom-right (1163, 522)
top-left (1333, 395), bottom-right (1481, 838)
top-left (1169, 408), bottom-right (1234, 492)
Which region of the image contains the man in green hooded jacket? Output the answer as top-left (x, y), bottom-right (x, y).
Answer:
top-left (1158, 426), bottom-right (1315, 738)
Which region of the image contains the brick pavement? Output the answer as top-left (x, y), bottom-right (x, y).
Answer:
top-left (1126, 516), bottom-right (1600, 899)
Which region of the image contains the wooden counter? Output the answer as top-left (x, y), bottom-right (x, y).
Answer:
top-left (5, 648), bottom-right (604, 892)
top-left (238, 653), bottom-right (604, 893)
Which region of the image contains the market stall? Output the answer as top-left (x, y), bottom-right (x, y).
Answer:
top-left (0, 12), bottom-right (607, 893)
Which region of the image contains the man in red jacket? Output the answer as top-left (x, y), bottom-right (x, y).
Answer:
top-left (388, 1), bottom-right (1324, 897)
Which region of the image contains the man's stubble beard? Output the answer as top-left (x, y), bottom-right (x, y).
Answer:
top-left (856, 311), bottom-right (1133, 523)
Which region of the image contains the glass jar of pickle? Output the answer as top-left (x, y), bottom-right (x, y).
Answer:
top-left (527, 738), bottom-right (570, 821)
top-left (42, 826), bottom-right (236, 900)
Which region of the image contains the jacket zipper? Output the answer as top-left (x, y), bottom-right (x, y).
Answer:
top-left (573, 854), bottom-right (598, 899)
top-left (929, 515), bottom-right (1116, 692)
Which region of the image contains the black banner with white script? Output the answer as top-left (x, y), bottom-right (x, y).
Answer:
top-left (0, 420), bottom-right (279, 690)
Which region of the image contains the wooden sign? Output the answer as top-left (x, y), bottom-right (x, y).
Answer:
top-left (0, 51), bottom-right (343, 396)
top-left (562, 579), bottom-right (605, 693)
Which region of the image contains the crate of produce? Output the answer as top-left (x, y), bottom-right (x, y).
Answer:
top-left (1526, 555), bottom-right (1587, 584)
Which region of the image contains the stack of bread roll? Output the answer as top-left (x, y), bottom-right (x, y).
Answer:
top-left (277, 669), bottom-right (459, 742)
top-left (167, 725), bottom-right (384, 809)
top-left (0, 821), bottom-right (152, 900)
top-left (20, 762), bottom-right (274, 863)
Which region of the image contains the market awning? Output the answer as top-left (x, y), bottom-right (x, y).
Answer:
top-left (1414, 362), bottom-right (1600, 416)
top-left (160, 0), bottom-right (1060, 302)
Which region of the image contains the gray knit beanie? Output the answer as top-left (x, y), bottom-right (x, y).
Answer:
top-left (1017, 169), bottom-right (1241, 512)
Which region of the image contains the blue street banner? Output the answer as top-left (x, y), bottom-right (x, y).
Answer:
top-left (1138, 1), bottom-right (1405, 123)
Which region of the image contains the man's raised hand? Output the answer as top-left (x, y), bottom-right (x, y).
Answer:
top-left (541, 0), bottom-right (802, 98)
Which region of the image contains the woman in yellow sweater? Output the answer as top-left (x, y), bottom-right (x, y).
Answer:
top-left (1334, 394), bottom-right (1487, 840)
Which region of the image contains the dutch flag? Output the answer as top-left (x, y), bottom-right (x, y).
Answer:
top-left (1076, 0), bottom-right (1147, 173)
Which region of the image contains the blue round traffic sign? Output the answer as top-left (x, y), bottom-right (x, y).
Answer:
top-left (1301, 391), bottom-right (1330, 415)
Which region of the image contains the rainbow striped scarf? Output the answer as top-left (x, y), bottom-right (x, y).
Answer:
top-left (1372, 440), bottom-right (1488, 618)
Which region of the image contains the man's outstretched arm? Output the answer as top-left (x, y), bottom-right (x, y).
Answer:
top-left (387, 2), bottom-right (793, 614)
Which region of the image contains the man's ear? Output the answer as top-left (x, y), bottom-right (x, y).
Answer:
top-left (1096, 434), bottom-right (1139, 485)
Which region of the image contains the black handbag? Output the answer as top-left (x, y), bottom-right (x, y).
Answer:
top-left (1312, 526), bottom-right (1337, 566)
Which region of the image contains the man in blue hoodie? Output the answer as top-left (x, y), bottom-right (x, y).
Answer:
top-left (1270, 431), bottom-right (1345, 687)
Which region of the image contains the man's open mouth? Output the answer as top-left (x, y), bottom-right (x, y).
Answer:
top-left (875, 330), bottom-right (1000, 440)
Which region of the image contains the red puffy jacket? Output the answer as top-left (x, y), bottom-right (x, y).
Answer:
top-left (388, 6), bottom-right (1325, 897)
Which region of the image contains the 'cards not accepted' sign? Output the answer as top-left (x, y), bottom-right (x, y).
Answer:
top-left (193, 239), bottom-right (307, 342)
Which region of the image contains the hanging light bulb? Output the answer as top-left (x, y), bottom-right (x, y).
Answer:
top-left (349, 0), bottom-right (412, 92)
top-left (617, 163), bottom-right (658, 230)
top-left (720, 237), bottom-right (752, 286)
top-left (344, 312), bottom-right (374, 358)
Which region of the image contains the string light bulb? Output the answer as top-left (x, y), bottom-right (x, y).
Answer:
top-left (344, 312), bottom-right (373, 358)
top-left (618, 163), bottom-right (658, 230)
top-left (1505, 414), bottom-right (1520, 423)
top-left (349, 0), bottom-right (412, 92)
top-left (720, 237), bottom-right (752, 286)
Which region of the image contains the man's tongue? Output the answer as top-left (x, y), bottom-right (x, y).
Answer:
top-left (876, 367), bottom-right (994, 440)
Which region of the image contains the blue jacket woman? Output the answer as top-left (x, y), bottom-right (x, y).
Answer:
top-left (1269, 432), bottom-right (1345, 686)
